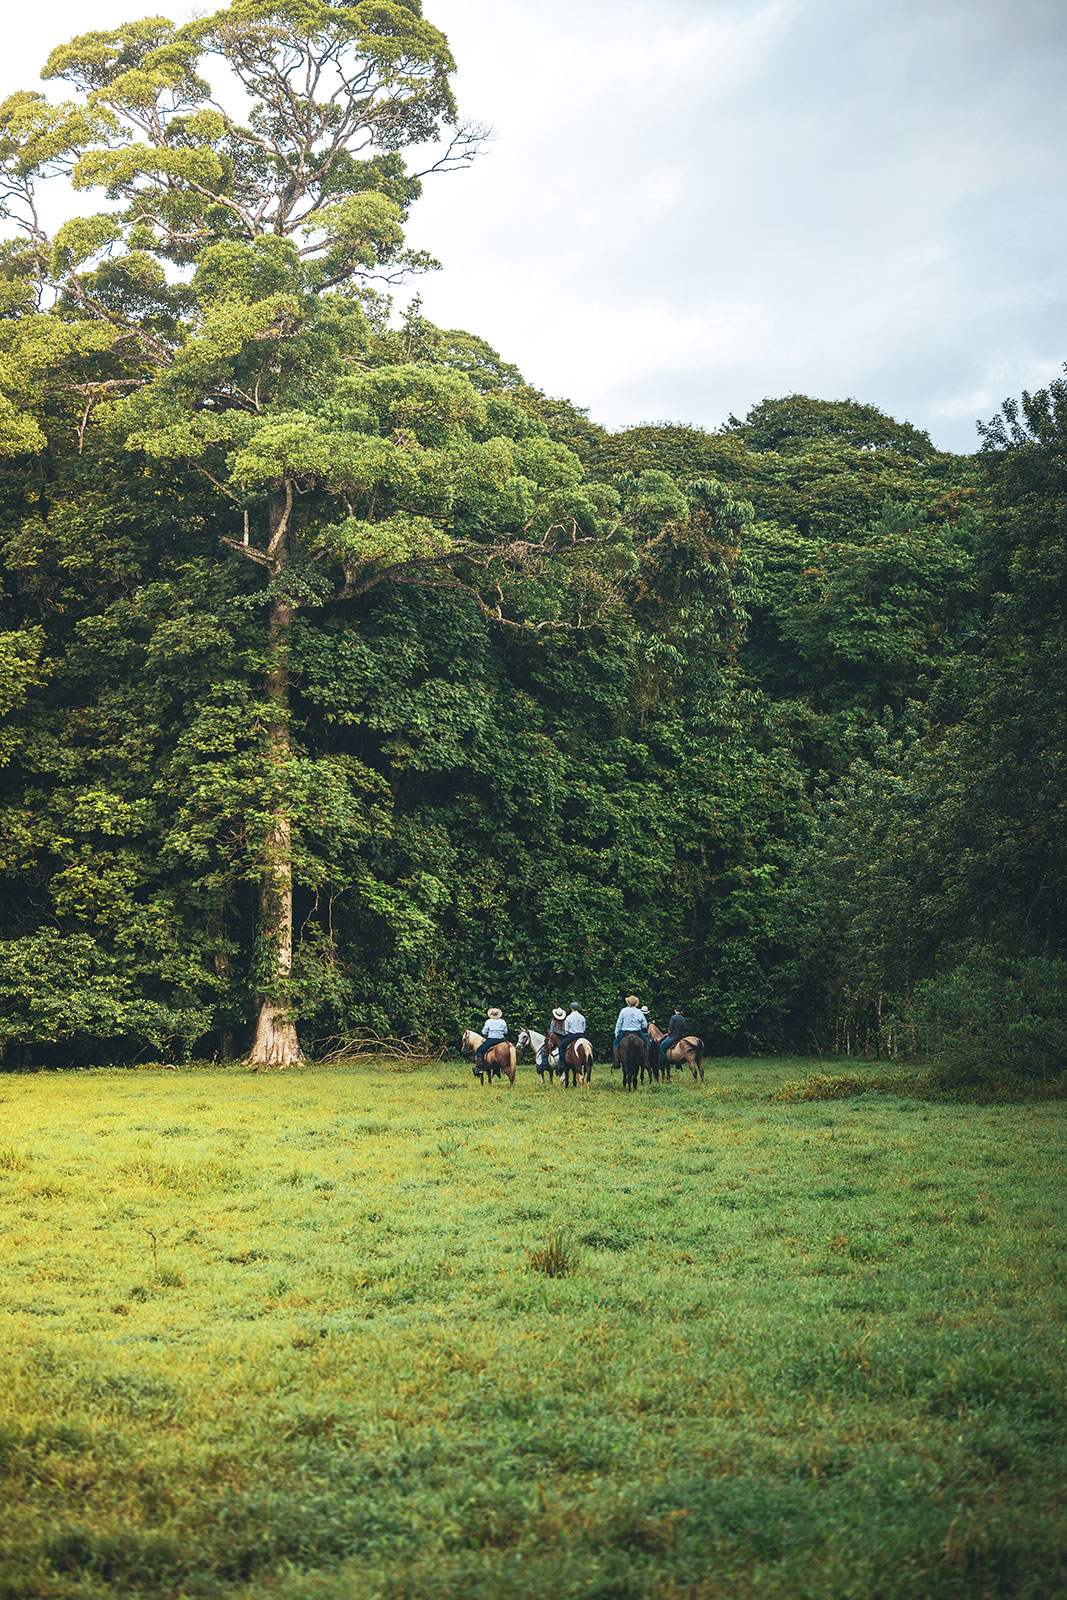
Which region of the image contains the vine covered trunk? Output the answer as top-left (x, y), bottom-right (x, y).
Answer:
top-left (247, 491), bottom-right (303, 1067)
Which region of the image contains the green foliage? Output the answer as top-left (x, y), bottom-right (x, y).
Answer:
top-left (727, 392), bottom-right (941, 459)
top-left (911, 953), bottom-right (1067, 1086)
top-left (0, 930), bottom-right (208, 1051)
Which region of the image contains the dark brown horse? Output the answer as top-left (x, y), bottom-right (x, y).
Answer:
top-left (648, 1021), bottom-right (704, 1082)
top-left (616, 1031), bottom-right (647, 1091)
top-left (462, 1029), bottom-right (517, 1087)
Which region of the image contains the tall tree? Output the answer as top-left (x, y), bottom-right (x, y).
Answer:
top-left (0, 3), bottom-right (615, 1064)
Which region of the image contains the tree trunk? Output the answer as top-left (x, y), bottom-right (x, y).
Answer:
top-left (247, 490), bottom-right (304, 1068)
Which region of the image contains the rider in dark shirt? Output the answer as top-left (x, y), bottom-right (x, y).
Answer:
top-left (655, 1007), bottom-right (687, 1072)
top-left (666, 1009), bottom-right (687, 1043)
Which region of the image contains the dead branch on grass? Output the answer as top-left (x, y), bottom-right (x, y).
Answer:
top-left (313, 1029), bottom-right (446, 1065)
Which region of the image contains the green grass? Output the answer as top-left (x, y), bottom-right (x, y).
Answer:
top-left (1, 1055), bottom-right (1064, 1599)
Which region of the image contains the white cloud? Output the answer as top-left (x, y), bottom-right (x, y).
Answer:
top-left (8, 0), bottom-right (1067, 450)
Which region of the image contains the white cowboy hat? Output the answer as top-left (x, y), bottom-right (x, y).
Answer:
top-left (551, 1007), bottom-right (566, 1021)
top-left (487, 1007), bottom-right (503, 1019)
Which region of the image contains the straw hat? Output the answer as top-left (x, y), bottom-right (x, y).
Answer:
top-left (487, 1007), bottom-right (503, 1019)
top-left (625, 994), bottom-right (639, 1006)
top-left (551, 1006), bottom-right (566, 1021)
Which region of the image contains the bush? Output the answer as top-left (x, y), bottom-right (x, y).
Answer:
top-left (912, 952), bottom-right (1067, 1087)
top-left (772, 1069), bottom-right (918, 1102)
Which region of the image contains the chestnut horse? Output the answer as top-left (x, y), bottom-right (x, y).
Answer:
top-left (462, 1028), bottom-right (517, 1087)
top-left (648, 1021), bottom-right (705, 1082)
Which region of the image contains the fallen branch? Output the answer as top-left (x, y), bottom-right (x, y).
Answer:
top-left (312, 1029), bottom-right (446, 1065)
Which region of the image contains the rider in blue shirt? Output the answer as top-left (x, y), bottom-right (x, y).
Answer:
top-left (613, 996), bottom-right (648, 1052)
top-left (475, 1008), bottom-right (509, 1075)
top-left (561, 1002), bottom-right (588, 1065)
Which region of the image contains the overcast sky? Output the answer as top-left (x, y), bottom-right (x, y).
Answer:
top-left (8, 0), bottom-right (1067, 451)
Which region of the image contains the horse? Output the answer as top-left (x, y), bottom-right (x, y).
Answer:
top-left (554, 1032), bottom-right (593, 1087)
top-left (546, 1025), bottom-right (593, 1088)
top-left (516, 1027), bottom-right (591, 1087)
top-left (616, 1031), bottom-right (647, 1091)
top-left (515, 1027), bottom-right (559, 1084)
top-left (461, 1028), bottom-right (517, 1087)
top-left (648, 1021), bottom-right (705, 1083)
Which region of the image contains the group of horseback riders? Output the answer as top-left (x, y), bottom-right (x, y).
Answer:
top-left (611, 995), bottom-right (690, 1073)
top-left (469, 994), bottom-right (695, 1083)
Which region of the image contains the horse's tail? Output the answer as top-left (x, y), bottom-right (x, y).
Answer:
top-left (506, 1044), bottom-right (517, 1085)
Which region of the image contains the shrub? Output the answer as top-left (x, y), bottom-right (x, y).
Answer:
top-left (773, 1069), bottom-right (918, 1102)
top-left (911, 953), bottom-right (1067, 1087)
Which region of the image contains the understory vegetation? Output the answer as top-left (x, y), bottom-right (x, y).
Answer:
top-left (1, 1060), bottom-right (1065, 1599)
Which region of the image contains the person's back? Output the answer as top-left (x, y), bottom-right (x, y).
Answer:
top-left (563, 1004), bottom-right (586, 1038)
top-left (475, 1008), bottom-right (509, 1077)
top-left (613, 997), bottom-right (647, 1060)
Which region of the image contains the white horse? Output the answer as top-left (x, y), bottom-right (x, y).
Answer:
top-left (515, 1027), bottom-right (592, 1086)
top-left (515, 1027), bottom-right (560, 1084)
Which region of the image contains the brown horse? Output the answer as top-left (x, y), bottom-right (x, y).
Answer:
top-left (648, 1021), bottom-right (704, 1082)
top-left (462, 1028), bottom-right (517, 1087)
top-left (548, 1028), bottom-right (592, 1087)
top-left (616, 1031), bottom-right (647, 1091)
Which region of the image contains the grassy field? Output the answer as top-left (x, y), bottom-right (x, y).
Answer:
top-left (1, 1055), bottom-right (1065, 1600)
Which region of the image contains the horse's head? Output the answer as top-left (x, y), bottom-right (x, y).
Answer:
top-left (460, 1029), bottom-right (478, 1054)
top-left (515, 1027), bottom-right (531, 1053)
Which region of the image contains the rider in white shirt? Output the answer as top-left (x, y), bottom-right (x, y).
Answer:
top-left (563, 1003), bottom-right (586, 1039)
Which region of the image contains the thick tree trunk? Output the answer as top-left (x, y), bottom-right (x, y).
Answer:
top-left (246, 490), bottom-right (304, 1068)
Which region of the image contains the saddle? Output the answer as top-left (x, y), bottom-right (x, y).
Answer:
top-left (660, 1033), bottom-right (690, 1053)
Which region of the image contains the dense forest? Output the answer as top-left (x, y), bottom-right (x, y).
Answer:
top-left (0, 0), bottom-right (1064, 1075)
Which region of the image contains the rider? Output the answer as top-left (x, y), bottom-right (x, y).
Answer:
top-left (562, 1001), bottom-right (588, 1065)
top-left (666, 1006), bottom-right (688, 1045)
top-left (475, 1007), bottom-right (509, 1076)
top-left (613, 994), bottom-right (648, 1058)
top-left (545, 1006), bottom-right (567, 1069)
top-left (655, 1005), bottom-right (688, 1071)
